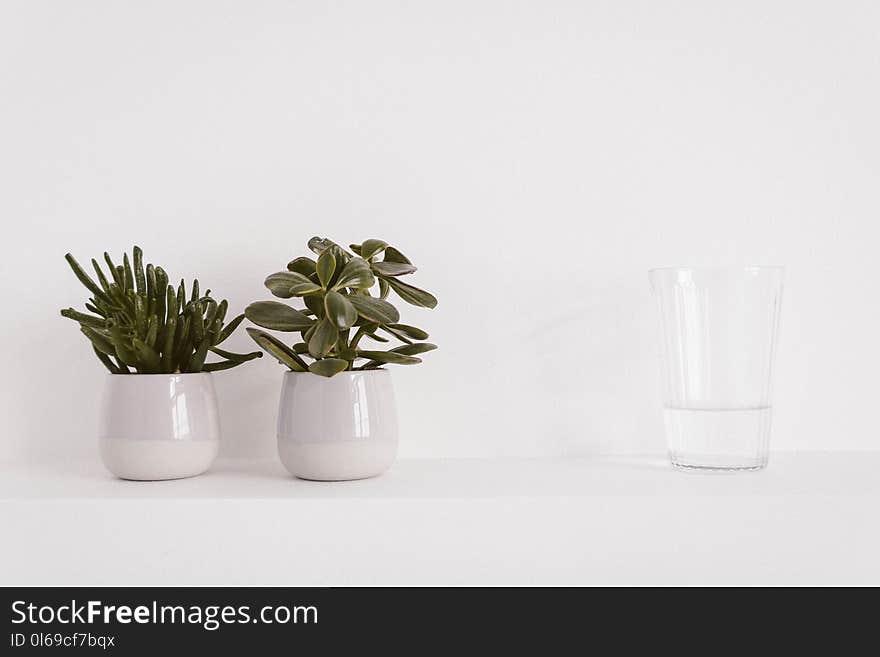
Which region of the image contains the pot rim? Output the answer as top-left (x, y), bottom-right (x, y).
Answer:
top-left (105, 371), bottom-right (214, 377)
top-left (282, 368), bottom-right (390, 377)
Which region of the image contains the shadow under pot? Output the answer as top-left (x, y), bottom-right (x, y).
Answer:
top-left (99, 373), bottom-right (220, 481)
top-left (277, 370), bottom-right (398, 481)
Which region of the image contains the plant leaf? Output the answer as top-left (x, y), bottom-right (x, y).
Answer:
top-left (356, 350), bottom-right (422, 365)
top-left (390, 342), bottom-right (437, 356)
top-left (385, 277), bottom-right (437, 308)
top-left (316, 249), bottom-right (336, 288)
top-left (308, 317), bottom-right (338, 358)
top-left (265, 271), bottom-right (321, 297)
top-left (65, 253), bottom-right (109, 302)
top-left (308, 358), bottom-right (349, 377)
top-left (333, 257), bottom-right (374, 290)
top-left (133, 337), bottom-right (162, 373)
top-left (287, 256), bottom-right (317, 277)
top-left (208, 347), bottom-right (263, 362)
top-left (359, 239), bottom-right (388, 260)
top-left (214, 313), bottom-right (244, 345)
top-left (383, 246), bottom-right (411, 264)
top-left (246, 327), bottom-right (307, 371)
top-left (324, 291), bottom-right (358, 330)
top-left (386, 323), bottom-right (429, 340)
top-left (245, 301), bottom-right (314, 331)
top-left (348, 296), bottom-right (400, 324)
top-left (372, 261), bottom-right (417, 276)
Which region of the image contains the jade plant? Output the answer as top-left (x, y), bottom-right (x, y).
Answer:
top-left (61, 246), bottom-right (261, 374)
top-left (245, 237), bottom-right (437, 377)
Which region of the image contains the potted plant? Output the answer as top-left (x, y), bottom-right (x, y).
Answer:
top-left (61, 246), bottom-right (261, 480)
top-left (245, 237), bottom-right (437, 480)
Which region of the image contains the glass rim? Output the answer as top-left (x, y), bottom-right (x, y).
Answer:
top-left (648, 265), bottom-right (785, 275)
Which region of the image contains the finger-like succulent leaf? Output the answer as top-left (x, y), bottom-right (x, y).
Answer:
top-left (64, 247), bottom-right (253, 374)
top-left (333, 257), bottom-right (374, 290)
top-left (359, 239), bottom-right (388, 260)
top-left (372, 261), bottom-right (417, 277)
top-left (324, 291), bottom-right (358, 330)
top-left (245, 301), bottom-right (314, 331)
top-left (356, 350), bottom-right (422, 365)
top-left (132, 246), bottom-right (146, 295)
top-left (385, 277), bottom-right (438, 308)
top-left (287, 256), bottom-right (317, 277)
top-left (308, 317), bottom-right (338, 358)
top-left (316, 249), bottom-right (336, 288)
top-left (208, 347), bottom-right (263, 362)
top-left (65, 254), bottom-right (109, 302)
top-left (348, 295), bottom-right (400, 324)
top-left (246, 327), bottom-right (307, 371)
top-left (308, 358), bottom-right (349, 377)
top-left (60, 308), bottom-right (105, 328)
top-left (133, 337), bottom-right (162, 373)
top-left (81, 326), bottom-right (115, 355)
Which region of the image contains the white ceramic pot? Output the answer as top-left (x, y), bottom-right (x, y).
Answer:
top-left (98, 373), bottom-right (220, 481)
top-left (277, 370), bottom-right (399, 481)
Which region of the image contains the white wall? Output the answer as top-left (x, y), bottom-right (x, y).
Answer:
top-left (2, 0), bottom-right (878, 464)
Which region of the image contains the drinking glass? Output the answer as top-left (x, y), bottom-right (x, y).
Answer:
top-left (649, 266), bottom-right (784, 471)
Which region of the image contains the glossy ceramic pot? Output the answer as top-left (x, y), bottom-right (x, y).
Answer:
top-left (98, 373), bottom-right (220, 480)
top-left (277, 370), bottom-right (399, 481)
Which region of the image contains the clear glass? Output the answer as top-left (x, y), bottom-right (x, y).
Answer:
top-left (649, 266), bottom-right (784, 471)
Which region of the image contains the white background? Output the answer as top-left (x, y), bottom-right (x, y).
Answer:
top-left (2, 0), bottom-right (878, 465)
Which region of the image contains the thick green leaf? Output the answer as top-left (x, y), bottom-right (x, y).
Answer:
top-left (287, 256), bottom-right (317, 277)
top-left (316, 249), bottom-right (336, 288)
top-left (292, 342), bottom-right (309, 353)
top-left (360, 239), bottom-right (388, 260)
top-left (208, 347), bottom-right (263, 362)
top-left (379, 277), bottom-right (390, 299)
top-left (80, 326), bottom-right (115, 355)
top-left (202, 359), bottom-right (243, 372)
top-left (383, 246), bottom-right (411, 264)
top-left (308, 317), bottom-right (338, 358)
top-left (308, 358), bottom-right (349, 377)
top-left (65, 253), bottom-right (109, 302)
top-left (186, 336), bottom-right (211, 373)
top-left (372, 261), bottom-right (417, 276)
top-left (265, 271), bottom-right (319, 298)
top-left (391, 342), bottom-right (437, 356)
top-left (303, 294), bottom-right (324, 316)
top-left (385, 277), bottom-right (438, 308)
top-left (381, 325), bottom-right (412, 344)
top-left (333, 257), bottom-right (374, 290)
top-left (215, 313), bottom-right (244, 345)
top-left (324, 291), bottom-right (358, 330)
top-left (93, 346), bottom-right (120, 373)
top-left (133, 246), bottom-right (146, 295)
top-left (386, 323), bottom-right (429, 340)
top-left (348, 295), bottom-right (400, 324)
top-left (356, 350), bottom-right (422, 365)
top-left (245, 301), bottom-right (314, 331)
top-left (92, 258), bottom-right (112, 293)
top-left (133, 337), bottom-right (162, 373)
top-left (246, 327), bottom-right (307, 371)
top-left (308, 236), bottom-right (335, 255)
top-left (60, 308), bottom-right (105, 328)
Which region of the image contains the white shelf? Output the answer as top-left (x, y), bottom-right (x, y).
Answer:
top-left (2, 453), bottom-right (878, 585)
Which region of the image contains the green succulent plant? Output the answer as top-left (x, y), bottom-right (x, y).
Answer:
top-left (61, 246), bottom-right (262, 374)
top-left (245, 237), bottom-right (437, 377)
